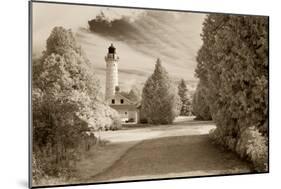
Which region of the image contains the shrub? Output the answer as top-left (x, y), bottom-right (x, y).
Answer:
top-left (110, 115), bottom-right (122, 130)
top-left (236, 126), bottom-right (268, 172)
top-left (87, 102), bottom-right (122, 131)
top-left (209, 128), bottom-right (237, 151)
top-left (210, 126), bottom-right (268, 172)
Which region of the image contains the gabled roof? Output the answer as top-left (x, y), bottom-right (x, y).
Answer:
top-left (107, 92), bottom-right (139, 106)
top-left (114, 93), bottom-right (134, 105)
top-left (109, 93), bottom-right (140, 110)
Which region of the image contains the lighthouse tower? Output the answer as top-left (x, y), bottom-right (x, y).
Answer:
top-left (105, 44), bottom-right (119, 100)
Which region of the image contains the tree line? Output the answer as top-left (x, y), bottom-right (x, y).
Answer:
top-left (193, 14), bottom-right (268, 171)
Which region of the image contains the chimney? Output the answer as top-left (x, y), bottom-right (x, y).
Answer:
top-left (115, 86), bottom-right (120, 93)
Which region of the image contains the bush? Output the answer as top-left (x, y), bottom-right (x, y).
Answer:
top-left (236, 126), bottom-right (268, 172)
top-left (87, 102), bottom-right (122, 131)
top-left (111, 115), bottom-right (122, 130)
top-left (210, 126), bottom-right (268, 172)
top-left (209, 128), bottom-right (238, 151)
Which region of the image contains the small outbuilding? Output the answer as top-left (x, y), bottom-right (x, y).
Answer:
top-left (107, 91), bottom-right (140, 123)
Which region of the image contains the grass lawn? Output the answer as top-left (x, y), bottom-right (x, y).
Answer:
top-left (92, 134), bottom-right (252, 182)
top-left (65, 116), bottom-right (252, 184)
top-left (72, 140), bottom-right (139, 184)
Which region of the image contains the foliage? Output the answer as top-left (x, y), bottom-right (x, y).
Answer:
top-left (88, 101), bottom-right (122, 131)
top-left (128, 86), bottom-right (142, 102)
top-left (236, 126), bottom-right (268, 171)
top-left (210, 126), bottom-right (268, 171)
top-left (178, 79), bottom-right (193, 116)
top-left (195, 15), bottom-right (268, 171)
top-left (45, 26), bottom-right (81, 56)
top-left (32, 26), bottom-right (121, 184)
top-left (32, 85), bottom-right (92, 183)
top-left (192, 82), bottom-right (212, 120)
top-left (119, 86), bottom-right (142, 102)
top-left (141, 58), bottom-right (181, 124)
top-left (35, 29), bottom-right (100, 101)
top-left (32, 155), bottom-right (45, 185)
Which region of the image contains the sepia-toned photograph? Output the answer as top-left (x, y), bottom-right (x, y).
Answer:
top-left (30, 1), bottom-right (269, 188)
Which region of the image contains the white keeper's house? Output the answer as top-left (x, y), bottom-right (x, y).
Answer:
top-left (104, 44), bottom-right (140, 123)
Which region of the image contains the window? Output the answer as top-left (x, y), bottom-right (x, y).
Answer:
top-left (120, 99), bottom-right (124, 104)
top-left (112, 99), bottom-right (115, 104)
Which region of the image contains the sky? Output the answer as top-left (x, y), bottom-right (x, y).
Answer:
top-left (32, 2), bottom-right (206, 92)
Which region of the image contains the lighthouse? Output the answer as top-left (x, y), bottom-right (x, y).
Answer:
top-left (104, 44), bottom-right (141, 123)
top-left (105, 43), bottom-right (119, 100)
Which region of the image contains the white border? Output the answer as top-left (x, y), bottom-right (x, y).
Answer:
top-left (0, 0), bottom-right (279, 189)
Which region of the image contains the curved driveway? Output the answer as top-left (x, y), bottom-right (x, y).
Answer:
top-left (91, 118), bottom-right (251, 182)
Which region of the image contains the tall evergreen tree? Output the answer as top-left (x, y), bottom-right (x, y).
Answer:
top-left (178, 79), bottom-right (188, 99)
top-left (141, 59), bottom-right (181, 124)
top-left (192, 81), bottom-right (212, 120)
top-left (195, 15), bottom-right (268, 171)
top-left (178, 79), bottom-right (192, 116)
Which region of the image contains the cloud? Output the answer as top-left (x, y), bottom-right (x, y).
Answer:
top-left (32, 3), bottom-right (144, 53)
top-left (88, 10), bottom-right (206, 71)
top-left (32, 2), bottom-right (205, 92)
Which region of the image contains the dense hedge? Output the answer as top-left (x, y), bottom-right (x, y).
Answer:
top-left (195, 15), bottom-right (268, 171)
